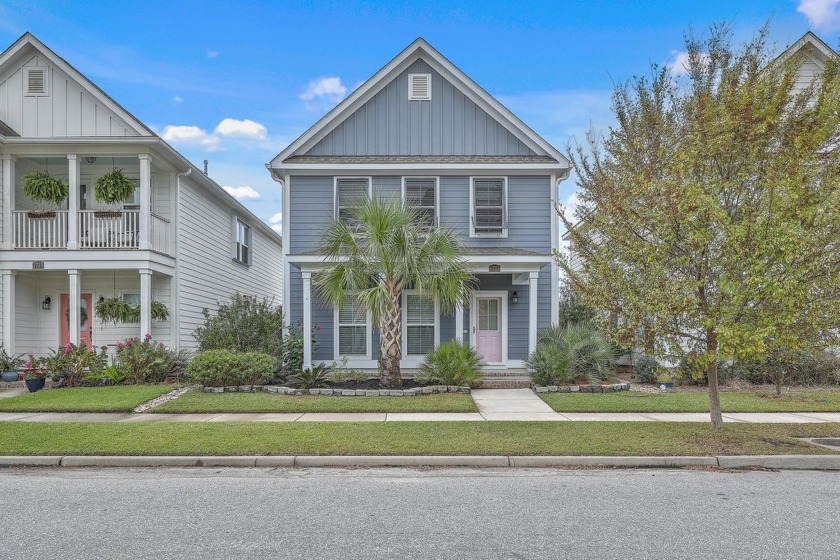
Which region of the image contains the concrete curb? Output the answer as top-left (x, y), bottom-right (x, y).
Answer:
top-left (1, 455), bottom-right (840, 470)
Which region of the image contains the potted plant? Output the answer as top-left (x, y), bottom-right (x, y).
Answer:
top-left (0, 349), bottom-right (23, 382)
top-left (94, 168), bottom-right (135, 217)
top-left (656, 368), bottom-right (675, 389)
top-left (22, 170), bottom-right (68, 217)
top-left (22, 356), bottom-right (47, 392)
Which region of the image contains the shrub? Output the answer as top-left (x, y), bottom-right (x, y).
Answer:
top-left (328, 357), bottom-right (368, 384)
top-left (719, 348), bottom-right (840, 392)
top-left (288, 363), bottom-right (331, 389)
top-left (84, 363), bottom-right (128, 385)
top-left (417, 340), bottom-right (484, 387)
top-left (558, 283), bottom-right (596, 327)
top-left (41, 344), bottom-right (108, 387)
top-left (527, 323), bottom-right (618, 386)
top-left (186, 349), bottom-right (275, 387)
top-left (633, 354), bottom-right (660, 384)
top-left (194, 294), bottom-right (284, 358)
top-left (280, 320), bottom-right (319, 374)
top-left (115, 335), bottom-right (177, 384)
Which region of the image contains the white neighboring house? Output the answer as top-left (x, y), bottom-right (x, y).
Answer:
top-left (0, 33), bottom-right (283, 357)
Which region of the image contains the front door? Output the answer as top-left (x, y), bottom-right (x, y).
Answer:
top-left (475, 296), bottom-right (503, 363)
top-left (60, 293), bottom-right (93, 349)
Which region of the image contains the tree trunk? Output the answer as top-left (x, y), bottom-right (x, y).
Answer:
top-left (706, 329), bottom-right (723, 428)
top-left (379, 294), bottom-right (403, 388)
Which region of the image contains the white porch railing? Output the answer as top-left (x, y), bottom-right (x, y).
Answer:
top-left (13, 210), bottom-right (68, 249)
top-left (150, 213), bottom-right (170, 255)
top-left (79, 210), bottom-right (139, 249)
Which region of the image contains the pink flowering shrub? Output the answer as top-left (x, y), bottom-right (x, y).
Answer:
top-left (40, 344), bottom-right (108, 386)
top-left (115, 336), bottom-right (176, 384)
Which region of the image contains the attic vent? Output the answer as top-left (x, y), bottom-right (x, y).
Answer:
top-left (25, 68), bottom-right (47, 96)
top-left (408, 73), bottom-right (431, 101)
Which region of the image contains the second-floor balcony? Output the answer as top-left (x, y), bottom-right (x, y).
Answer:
top-left (12, 210), bottom-right (171, 254)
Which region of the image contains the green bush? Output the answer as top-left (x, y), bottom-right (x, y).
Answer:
top-left (527, 323), bottom-right (618, 386)
top-left (719, 349), bottom-right (840, 390)
top-left (116, 336), bottom-right (177, 384)
top-left (417, 340), bottom-right (484, 387)
top-left (280, 320), bottom-right (319, 374)
top-left (633, 354), bottom-right (660, 384)
top-left (288, 363), bottom-right (331, 389)
top-left (186, 350), bottom-right (275, 387)
top-left (194, 294), bottom-right (284, 358)
top-left (41, 343), bottom-right (108, 387)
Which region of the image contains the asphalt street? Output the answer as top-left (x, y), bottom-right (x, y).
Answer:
top-left (1, 467), bottom-right (837, 559)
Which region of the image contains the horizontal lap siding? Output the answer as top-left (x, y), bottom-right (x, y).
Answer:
top-left (177, 178), bottom-right (283, 352)
top-left (289, 176), bottom-right (333, 254)
top-left (473, 274), bottom-right (528, 360)
top-left (305, 59), bottom-right (534, 157)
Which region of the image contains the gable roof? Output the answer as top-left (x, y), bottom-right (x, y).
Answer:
top-left (0, 32), bottom-right (154, 137)
top-left (269, 38), bottom-right (569, 169)
top-left (771, 31), bottom-right (837, 69)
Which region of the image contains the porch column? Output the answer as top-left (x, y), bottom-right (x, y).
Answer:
top-left (68, 270), bottom-right (81, 345)
top-left (1, 271), bottom-right (16, 352)
top-left (138, 154), bottom-right (152, 250)
top-left (301, 271), bottom-right (312, 369)
top-left (1, 155), bottom-right (14, 250)
top-left (455, 303), bottom-right (464, 344)
top-left (67, 154), bottom-right (79, 249)
top-left (139, 268), bottom-right (152, 338)
top-left (528, 271), bottom-right (539, 355)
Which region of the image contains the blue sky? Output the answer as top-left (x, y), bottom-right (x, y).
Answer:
top-left (0, 0), bottom-right (837, 234)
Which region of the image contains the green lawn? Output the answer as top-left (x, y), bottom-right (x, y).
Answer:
top-left (153, 391), bottom-right (478, 413)
top-left (0, 421), bottom-right (838, 456)
top-left (0, 386), bottom-right (173, 413)
top-left (540, 390), bottom-right (840, 413)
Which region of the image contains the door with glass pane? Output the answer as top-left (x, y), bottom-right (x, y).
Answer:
top-left (474, 296), bottom-right (502, 363)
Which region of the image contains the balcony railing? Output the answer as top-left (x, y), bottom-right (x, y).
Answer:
top-left (79, 210), bottom-right (139, 249)
top-left (13, 210), bottom-right (68, 249)
top-left (12, 209), bottom-right (171, 255)
top-left (150, 213), bottom-right (170, 255)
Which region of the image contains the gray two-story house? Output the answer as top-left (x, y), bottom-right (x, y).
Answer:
top-left (269, 38), bottom-right (570, 371)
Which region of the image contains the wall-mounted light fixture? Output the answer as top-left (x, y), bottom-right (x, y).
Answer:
top-left (510, 291), bottom-right (518, 304)
top-left (41, 296), bottom-right (51, 311)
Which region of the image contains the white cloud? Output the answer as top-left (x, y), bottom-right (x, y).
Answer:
top-left (214, 118), bottom-right (268, 140)
top-left (300, 76), bottom-right (347, 102)
top-left (223, 186), bottom-right (262, 201)
top-left (798, 0), bottom-right (840, 31)
top-left (206, 49), bottom-right (219, 58)
top-left (160, 125), bottom-right (220, 150)
top-left (268, 212), bottom-right (282, 234)
top-left (667, 50), bottom-right (710, 76)
top-left (173, 96), bottom-right (184, 103)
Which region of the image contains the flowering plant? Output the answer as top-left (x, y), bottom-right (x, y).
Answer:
top-left (22, 354), bottom-right (47, 380)
top-left (115, 335), bottom-right (176, 383)
top-left (40, 344), bottom-right (107, 386)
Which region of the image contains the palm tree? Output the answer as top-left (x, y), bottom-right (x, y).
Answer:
top-left (314, 197), bottom-right (474, 387)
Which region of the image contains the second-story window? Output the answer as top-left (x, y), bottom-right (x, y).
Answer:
top-left (234, 218), bottom-right (251, 265)
top-left (335, 177), bottom-right (370, 228)
top-left (471, 177), bottom-right (507, 236)
top-left (403, 177), bottom-right (437, 228)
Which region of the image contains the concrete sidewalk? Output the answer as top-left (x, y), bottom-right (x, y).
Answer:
top-left (2, 410), bottom-right (840, 423)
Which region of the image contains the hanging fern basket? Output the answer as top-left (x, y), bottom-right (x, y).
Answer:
top-left (95, 168), bottom-right (136, 206)
top-left (95, 297), bottom-right (169, 324)
top-left (23, 171), bottom-right (68, 208)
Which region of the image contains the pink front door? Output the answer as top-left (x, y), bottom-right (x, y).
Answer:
top-left (60, 293), bottom-right (93, 349)
top-left (475, 297), bottom-right (502, 363)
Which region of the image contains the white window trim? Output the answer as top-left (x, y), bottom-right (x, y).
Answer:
top-left (401, 290), bottom-right (440, 366)
top-left (24, 67), bottom-right (49, 97)
top-left (334, 294), bottom-right (373, 361)
top-left (469, 290), bottom-right (509, 366)
top-left (401, 176), bottom-right (440, 228)
top-left (408, 73), bottom-right (432, 101)
top-left (469, 176), bottom-right (508, 238)
top-left (333, 176), bottom-right (373, 222)
top-left (232, 216), bottom-right (252, 266)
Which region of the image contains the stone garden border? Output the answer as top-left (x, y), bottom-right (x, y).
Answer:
top-left (533, 382), bottom-right (631, 394)
top-left (200, 385), bottom-right (471, 397)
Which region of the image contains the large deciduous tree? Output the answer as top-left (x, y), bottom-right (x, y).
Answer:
top-left (314, 198), bottom-right (474, 388)
top-left (559, 25), bottom-right (840, 427)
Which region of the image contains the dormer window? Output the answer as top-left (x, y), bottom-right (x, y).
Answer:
top-left (25, 68), bottom-right (48, 96)
top-left (408, 73), bottom-right (431, 101)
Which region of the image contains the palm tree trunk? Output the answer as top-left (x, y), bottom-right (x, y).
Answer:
top-left (379, 294), bottom-right (403, 388)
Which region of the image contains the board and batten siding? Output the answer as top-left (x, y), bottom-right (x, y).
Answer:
top-left (289, 175), bottom-right (552, 254)
top-left (177, 177), bottom-right (283, 352)
top-left (304, 59), bottom-right (535, 157)
top-left (0, 51), bottom-right (141, 138)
